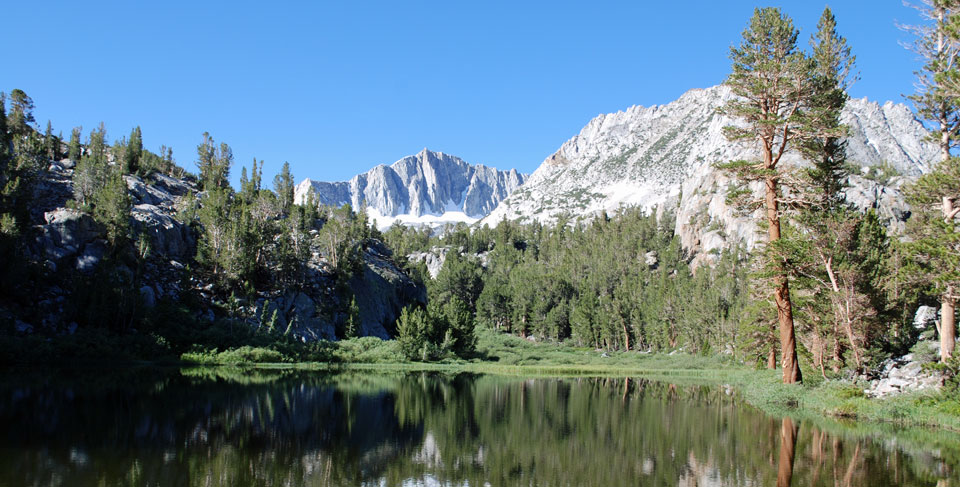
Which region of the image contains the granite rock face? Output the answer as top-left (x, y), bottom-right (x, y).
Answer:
top-left (295, 149), bottom-right (526, 228)
top-left (483, 85), bottom-right (938, 262)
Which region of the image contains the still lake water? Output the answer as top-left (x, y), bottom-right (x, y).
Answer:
top-left (0, 368), bottom-right (957, 486)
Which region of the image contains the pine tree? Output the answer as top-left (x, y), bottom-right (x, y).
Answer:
top-left (802, 6), bottom-right (854, 209)
top-left (43, 121), bottom-right (56, 160)
top-left (273, 161), bottom-right (294, 215)
top-left (0, 94), bottom-right (10, 188)
top-left (125, 126), bottom-right (142, 174)
top-left (0, 91), bottom-right (42, 233)
top-left (6, 89), bottom-right (35, 137)
top-left (93, 169), bottom-right (132, 248)
top-left (718, 7), bottom-right (821, 383)
top-left (344, 295), bottom-right (360, 339)
top-left (68, 126), bottom-right (82, 164)
top-left (787, 8), bottom-right (880, 374)
top-left (903, 0), bottom-right (960, 362)
top-left (196, 132), bottom-right (231, 190)
top-left (73, 123), bottom-right (109, 207)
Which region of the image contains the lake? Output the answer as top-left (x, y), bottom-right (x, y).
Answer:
top-left (0, 367), bottom-right (956, 486)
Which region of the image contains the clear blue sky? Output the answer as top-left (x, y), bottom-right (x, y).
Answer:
top-left (6, 1), bottom-right (927, 188)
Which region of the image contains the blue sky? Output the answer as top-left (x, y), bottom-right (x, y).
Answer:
top-left (7, 1), bottom-right (926, 187)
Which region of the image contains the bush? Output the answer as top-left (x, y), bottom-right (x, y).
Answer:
top-left (181, 346), bottom-right (285, 364)
top-left (334, 337), bottom-right (404, 363)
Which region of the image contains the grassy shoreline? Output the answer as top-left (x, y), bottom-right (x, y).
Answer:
top-left (6, 326), bottom-right (958, 435)
top-left (181, 356), bottom-right (960, 436)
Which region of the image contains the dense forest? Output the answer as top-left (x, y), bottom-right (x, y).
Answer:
top-left (0, 5), bottom-right (957, 390)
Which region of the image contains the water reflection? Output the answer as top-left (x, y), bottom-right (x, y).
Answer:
top-left (0, 368), bottom-right (955, 486)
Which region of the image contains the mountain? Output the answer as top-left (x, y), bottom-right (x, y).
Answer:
top-left (295, 149), bottom-right (526, 229)
top-left (483, 85), bottom-right (938, 260)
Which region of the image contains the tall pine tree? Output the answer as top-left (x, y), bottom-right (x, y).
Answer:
top-left (903, 0), bottom-right (960, 362)
top-left (719, 7), bottom-right (823, 383)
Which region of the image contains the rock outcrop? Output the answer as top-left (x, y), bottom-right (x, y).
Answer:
top-left (864, 346), bottom-right (943, 398)
top-left (17, 160), bottom-right (425, 342)
top-left (295, 149), bottom-right (526, 229)
top-left (483, 85), bottom-right (939, 262)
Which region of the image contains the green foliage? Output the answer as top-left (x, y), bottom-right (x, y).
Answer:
top-left (196, 132), bottom-right (232, 191)
top-left (124, 126), bottom-right (142, 174)
top-left (344, 295), bottom-right (360, 339)
top-left (273, 161), bottom-right (294, 215)
top-left (73, 123), bottom-right (109, 208)
top-left (901, 157), bottom-right (960, 301)
top-left (333, 336), bottom-right (404, 363)
top-left (92, 170), bottom-right (132, 247)
top-left (437, 297), bottom-right (477, 357)
top-left (396, 305), bottom-right (434, 361)
top-left (0, 90), bottom-right (42, 234)
top-left (429, 251), bottom-right (483, 311)
top-left (67, 126), bottom-right (82, 164)
top-left (181, 346), bottom-right (285, 364)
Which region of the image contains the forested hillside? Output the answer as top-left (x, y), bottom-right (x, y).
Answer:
top-left (0, 90), bottom-right (426, 363)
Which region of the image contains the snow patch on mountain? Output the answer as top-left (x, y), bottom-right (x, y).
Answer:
top-left (296, 149), bottom-right (526, 229)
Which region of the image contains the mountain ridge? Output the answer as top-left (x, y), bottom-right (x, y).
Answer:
top-left (295, 149), bottom-right (526, 228)
top-left (482, 84), bottom-right (938, 260)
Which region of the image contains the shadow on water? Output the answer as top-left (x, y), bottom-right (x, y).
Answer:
top-left (0, 367), bottom-right (956, 486)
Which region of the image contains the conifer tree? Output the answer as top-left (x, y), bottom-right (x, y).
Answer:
top-left (43, 121), bottom-right (56, 160)
top-left (719, 7), bottom-right (823, 383)
top-left (273, 161), bottom-right (294, 215)
top-left (6, 89), bottom-right (35, 137)
top-left (0, 94), bottom-right (10, 185)
top-left (196, 132), bottom-right (232, 190)
top-left (124, 126), bottom-right (142, 174)
top-left (68, 126), bottom-right (82, 164)
top-left (73, 123), bottom-right (108, 207)
top-left (903, 0), bottom-right (960, 362)
top-left (93, 169), bottom-right (132, 247)
top-left (0, 93), bottom-right (12, 234)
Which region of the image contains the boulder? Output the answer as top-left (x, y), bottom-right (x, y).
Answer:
top-left (39, 209), bottom-right (104, 261)
top-left (130, 204), bottom-right (195, 259)
top-left (407, 246), bottom-right (450, 279)
top-left (76, 241), bottom-right (107, 273)
top-left (914, 305), bottom-right (938, 331)
top-left (149, 173), bottom-right (195, 198)
top-left (644, 250), bottom-right (659, 268)
top-left (124, 175), bottom-right (182, 208)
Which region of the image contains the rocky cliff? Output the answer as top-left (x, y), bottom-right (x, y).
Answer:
top-left (295, 149), bottom-right (526, 229)
top-left (16, 160), bottom-right (424, 342)
top-left (483, 85), bottom-right (938, 260)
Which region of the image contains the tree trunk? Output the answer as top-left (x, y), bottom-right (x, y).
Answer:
top-left (942, 196), bottom-right (957, 363)
top-left (767, 345), bottom-right (777, 370)
top-left (766, 176), bottom-right (803, 383)
top-left (942, 291), bottom-right (956, 363)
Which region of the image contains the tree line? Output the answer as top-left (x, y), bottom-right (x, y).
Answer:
top-left (385, 5), bottom-right (959, 382)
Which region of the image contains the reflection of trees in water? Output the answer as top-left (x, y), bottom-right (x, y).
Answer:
top-left (0, 368), bottom-right (423, 485)
top-left (389, 375), bottom-right (954, 486)
top-left (0, 370), bottom-right (954, 486)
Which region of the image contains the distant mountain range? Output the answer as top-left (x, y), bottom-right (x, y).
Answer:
top-left (294, 149), bottom-right (526, 229)
top-left (482, 84), bottom-right (937, 261)
top-left (297, 85), bottom-right (938, 261)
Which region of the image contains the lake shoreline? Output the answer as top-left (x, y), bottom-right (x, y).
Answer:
top-left (175, 359), bottom-right (959, 435)
top-left (4, 326), bottom-right (958, 437)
